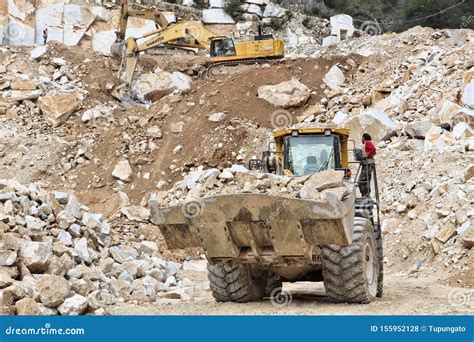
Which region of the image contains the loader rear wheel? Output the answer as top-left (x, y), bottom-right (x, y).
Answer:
top-left (207, 261), bottom-right (266, 303)
top-left (322, 217), bottom-right (379, 303)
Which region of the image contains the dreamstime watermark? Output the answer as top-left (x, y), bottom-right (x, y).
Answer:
top-left (181, 198), bottom-right (205, 219)
top-left (460, 15), bottom-right (473, 28)
top-left (270, 109), bottom-right (292, 129)
top-left (4, 323), bottom-right (85, 336)
top-left (359, 20), bottom-right (383, 36)
top-left (269, 287), bottom-right (293, 307)
top-left (182, 21), bottom-right (205, 42)
top-left (6, 22), bottom-right (26, 44)
top-left (448, 288), bottom-right (474, 307)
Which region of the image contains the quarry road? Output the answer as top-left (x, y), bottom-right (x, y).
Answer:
top-left (108, 273), bottom-right (473, 315)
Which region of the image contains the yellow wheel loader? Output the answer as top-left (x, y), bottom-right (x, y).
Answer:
top-left (150, 127), bottom-right (383, 304)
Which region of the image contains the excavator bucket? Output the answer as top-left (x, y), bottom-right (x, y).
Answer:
top-left (149, 190), bottom-right (355, 266)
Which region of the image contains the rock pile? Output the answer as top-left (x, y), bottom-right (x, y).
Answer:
top-left (151, 166), bottom-right (354, 208)
top-left (0, 45), bottom-right (102, 127)
top-left (0, 179), bottom-right (191, 315)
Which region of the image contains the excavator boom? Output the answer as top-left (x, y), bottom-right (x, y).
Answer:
top-left (119, 21), bottom-right (217, 87)
top-left (115, 0), bottom-right (175, 41)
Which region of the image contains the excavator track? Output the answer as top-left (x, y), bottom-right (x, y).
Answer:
top-left (203, 57), bottom-right (282, 79)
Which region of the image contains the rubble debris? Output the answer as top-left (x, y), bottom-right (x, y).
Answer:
top-left (0, 179), bottom-right (190, 315)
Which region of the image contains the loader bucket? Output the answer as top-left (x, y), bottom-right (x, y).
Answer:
top-left (150, 189), bottom-right (356, 266)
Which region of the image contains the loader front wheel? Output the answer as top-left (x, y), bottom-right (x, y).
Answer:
top-left (322, 217), bottom-right (379, 303)
top-left (207, 260), bottom-right (266, 303)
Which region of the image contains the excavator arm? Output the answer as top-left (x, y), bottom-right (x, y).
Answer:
top-left (111, 0), bottom-right (178, 57)
top-left (116, 21), bottom-right (218, 95)
top-left (115, 0), bottom-right (175, 41)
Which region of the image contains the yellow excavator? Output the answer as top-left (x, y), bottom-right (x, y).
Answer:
top-left (111, 0), bottom-right (285, 98)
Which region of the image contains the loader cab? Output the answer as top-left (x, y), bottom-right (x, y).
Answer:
top-left (283, 133), bottom-right (342, 176)
top-left (251, 127), bottom-right (350, 177)
top-left (210, 37), bottom-right (236, 57)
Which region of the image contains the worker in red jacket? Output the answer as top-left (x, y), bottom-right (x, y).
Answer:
top-left (359, 133), bottom-right (376, 197)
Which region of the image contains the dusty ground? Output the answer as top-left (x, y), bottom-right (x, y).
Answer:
top-left (109, 271), bottom-right (473, 315)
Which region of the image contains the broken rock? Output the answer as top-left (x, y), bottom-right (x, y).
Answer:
top-left (37, 93), bottom-right (80, 127)
top-left (37, 275), bottom-right (70, 307)
top-left (258, 79), bottom-right (311, 108)
top-left (323, 65), bottom-right (345, 90)
top-left (121, 206), bottom-right (150, 222)
top-left (300, 170), bottom-right (345, 196)
top-left (19, 241), bottom-right (52, 273)
top-left (57, 294), bottom-right (88, 316)
top-left (16, 298), bottom-right (40, 315)
top-left (112, 160), bottom-right (133, 182)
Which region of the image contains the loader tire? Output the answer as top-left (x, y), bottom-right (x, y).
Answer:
top-left (207, 261), bottom-right (266, 303)
top-left (264, 272), bottom-right (283, 297)
top-left (322, 217), bottom-right (379, 303)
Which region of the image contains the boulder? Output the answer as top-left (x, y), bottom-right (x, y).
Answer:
top-left (109, 246), bottom-right (139, 264)
top-left (323, 65), bottom-right (345, 89)
top-left (168, 121), bottom-right (184, 134)
top-left (3, 90), bottom-right (43, 101)
top-left (69, 279), bottom-right (93, 297)
top-left (0, 274), bottom-right (13, 288)
top-left (208, 112), bottom-right (227, 122)
top-left (300, 170), bottom-right (345, 198)
top-left (0, 250), bottom-right (17, 266)
top-left (18, 241), bottom-right (52, 273)
top-left (132, 70), bottom-right (192, 102)
top-left (424, 126), bottom-right (456, 152)
top-left (258, 79), bottom-right (310, 108)
top-left (65, 196), bottom-right (82, 219)
top-left (37, 275), bottom-right (70, 307)
top-left (462, 78), bottom-right (474, 109)
top-left (57, 294), bottom-right (88, 315)
top-left (139, 241), bottom-right (158, 255)
top-left (37, 93), bottom-right (80, 127)
top-left (405, 121), bottom-right (434, 139)
top-left (247, 4), bottom-right (263, 16)
top-left (15, 298), bottom-right (40, 315)
top-left (263, 3), bottom-right (285, 18)
top-left (120, 206), bottom-right (150, 222)
top-left (432, 100), bottom-right (461, 126)
top-left (25, 215), bottom-right (44, 231)
top-left (146, 126), bottom-right (162, 138)
top-left (202, 9), bottom-right (235, 24)
top-left (88, 290), bottom-right (116, 310)
top-left (112, 160), bottom-right (133, 182)
top-left (30, 46), bottom-right (47, 60)
top-left (452, 122), bottom-right (473, 140)
top-left (343, 109), bottom-right (397, 143)
top-left (74, 238), bottom-right (92, 264)
top-left (109, 279), bottom-right (131, 297)
top-left (57, 210), bottom-right (76, 229)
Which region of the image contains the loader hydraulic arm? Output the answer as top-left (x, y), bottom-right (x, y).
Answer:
top-left (121, 21), bottom-right (217, 87)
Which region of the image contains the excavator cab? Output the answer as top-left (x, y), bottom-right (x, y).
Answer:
top-left (210, 37), bottom-right (236, 57)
